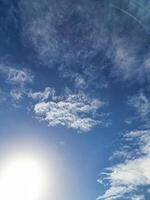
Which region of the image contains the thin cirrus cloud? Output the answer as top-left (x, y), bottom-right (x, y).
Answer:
top-left (10, 89), bottom-right (24, 101)
top-left (18, 0), bottom-right (150, 89)
top-left (28, 87), bottom-right (55, 101)
top-left (30, 89), bottom-right (105, 132)
top-left (0, 1), bottom-right (149, 200)
top-left (0, 65), bottom-right (33, 85)
top-left (131, 195), bottom-right (145, 200)
top-left (128, 91), bottom-right (150, 128)
top-left (0, 65), bottom-right (34, 103)
top-left (128, 91), bottom-right (150, 118)
top-left (98, 130), bottom-right (150, 200)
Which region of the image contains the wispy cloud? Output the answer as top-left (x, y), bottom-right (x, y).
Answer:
top-left (98, 130), bottom-right (150, 200)
top-left (128, 91), bottom-right (150, 127)
top-left (109, 38), bottom-right (138, 81)
top-left (0, 89), bottom-right (7, 103)
top-left (18, 0), bottom-right (150, 91)
top-left (0, 65), bottom-right (33, 85)
top-left (128, 91), bottom-right (150, 117)
top-left (131, 194), bottom-right (144, 200)
top-left (10, 89), bottom-right (24, 101)
top-left (28, 87), bottom-right (55, 101)
top-left (0, 64), bottom-right (34, 105)
top-left (32, 89), bottom-right (105, 132)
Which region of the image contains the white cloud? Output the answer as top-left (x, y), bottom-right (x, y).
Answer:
top-left (0, 65), bottom-right (33, 85)
top-left (98, 130), bottom-right (150, 200)
top-left (0, 65), bottom-right (34, 105)
top-left (10, 89), bottom-right (24, 101)
top-left (28, 87), bottom-right (55, 101)
top-left (128, 92), bottom-right (150, 128)
top-left (129, 92), bottom-right (150, 117)
top-left (108, 36), bottom-right (143, 83)
top-left (131, 195), bottom-right (144, 200)
top-left (74, 75), bottom-right (86, 89)
top-left (18, 0), bottom-right (150, 91)
top-left (33, 91), bottom-right (104, 132)
top-left (111, 40), bottom-right (136, 80)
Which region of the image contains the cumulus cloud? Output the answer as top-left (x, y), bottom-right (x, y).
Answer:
top-left (32, 90), bottom-right (104, 132)
top-left (98, 130), bottom-right (150, 200)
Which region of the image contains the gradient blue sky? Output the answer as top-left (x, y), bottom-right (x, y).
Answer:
top-left (0, 0), bottom-right (150, 200)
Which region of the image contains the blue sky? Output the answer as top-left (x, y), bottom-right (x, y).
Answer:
top-left (0, 0), bottom-right (150, 199)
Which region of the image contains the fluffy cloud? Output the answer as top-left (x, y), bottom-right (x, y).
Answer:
top-left (33, 90), bottom-right (104, 132)
top-left (98, 130), bottom-right (150, 200)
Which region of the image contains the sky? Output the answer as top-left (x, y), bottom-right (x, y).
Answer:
top-left (0, 0), bottom-right (150, 199)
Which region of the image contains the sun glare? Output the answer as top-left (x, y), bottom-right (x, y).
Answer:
top-left (0, 155), bottom-right (47, 200)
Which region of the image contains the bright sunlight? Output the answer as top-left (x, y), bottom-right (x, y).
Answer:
top-left (0, 154), bottom-right (47, 200)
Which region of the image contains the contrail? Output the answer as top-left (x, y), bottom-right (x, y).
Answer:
top-left (131, 0), bottom-right (150, 13)
top-left (130, 0), bottom-right (150, 24)
top-left (110, 3), bottom-right (146, 31)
